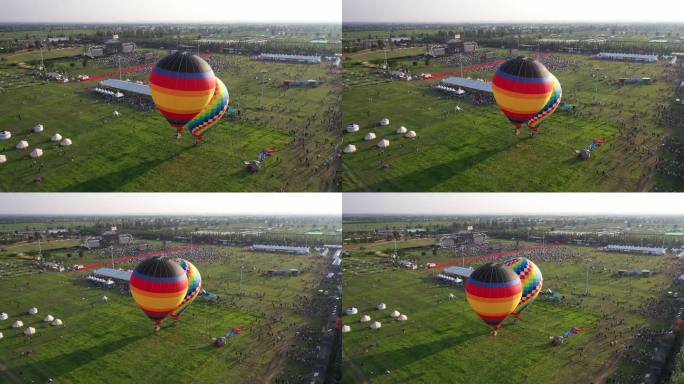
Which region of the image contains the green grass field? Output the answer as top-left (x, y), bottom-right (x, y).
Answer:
top-left (341, 51), bottom-right (677, 191)
top-left (341, 240), bottom-right (682, 383)
top-left (0, 245), bottom-right (329, 383)
top-left (0, 50), bottom-right (340, 191)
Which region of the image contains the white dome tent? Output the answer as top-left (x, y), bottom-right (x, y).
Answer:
top-left (0, 155), bottom-right (6, 164)
top-left (364, 132), bottom-right (376, 141)
top-left (390, 310), bottom-right (401, 318)
top-left (43, 315), bottom-right (54, 323)
top-left (377, 139), bottom-right (390, 149)
top-left (398, 314), bottom-right (408, 321)
top-left (396, 126), bottom-right (407, 134)
top-left (51, 319), bottom-right (63, 326)
top-left (346, 123), bottom-right (360, 133)
top-left (370, 321), bottom-right (382, 330)
top-left (12, 320), bottom-right (23, 328)
top-left (60, 138), bottom-right (73, 147)
top-left (28, 307), bottom-right (38, 315)
top-left (0, 312), bottom-right (8, 320)
top-left (102, 296), bottom-right (109, 302)
top-left (345, 307), bottom-right (358, 316)
top-left (0, 332), bottom-right (3, 339)
top-left (405, 131), bottom-right (417, 139)
top-left (32, 124), bottom-right (44, 133)
top-left (377, 303), bottom-right (386, 310)
top-left (50, 133), bottom-right (63, 142)
top-left (343, 144), bottom-right (357, 154)
top-left (24, 327), bottom-right (36, 336)
top-left (30, 149), bottom-right (43, 158)
top-left (113, 111), bottom-right (121, 117)
top-left (380, 118), bottom-right (390, 126)
top-left (360, 315), bottom-right (371, 322)
top-left (16, 140), bottom-right (29, 149)
top-left (341, 325), bottom-right (351, 333)
top-left (0, 131), bottom-right (11, 140)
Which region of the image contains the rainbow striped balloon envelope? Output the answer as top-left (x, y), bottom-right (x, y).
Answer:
top-left (528, 74), bottom-right (562, 130)
top-left (129, 256), bottom-right (188, 326)
top-left (185, 77), bottom-right (230, 140)
top-left (492, 57), bottom-right (555, 129)
top-left (465, 262), bottom-right (522, 331)
top-left (502, 257), bottom-right (543, 317)
top-left (170, 259), bottom-right (203, 321)
top-left (149, 52), bottom-right (216, 131)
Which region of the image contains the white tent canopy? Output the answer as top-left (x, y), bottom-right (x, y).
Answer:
top-left (32, 124), bottom-right (44, 133)
top-left (390, 310), bottom-right (401, 318)
top-left (377, 303), bottom-right (386, 310)
top-left (16, 140), bottom-right (29, 149)
top-left (0, 312), bottom-right (8, 320)
top-left (51, 319), bottom-right (63, 326)
top-left (60, 138), bottom-right (73, 147)
top-left (380, 118), bottom-right (390, 126)
top-left (364, 132), bottom-right (376, 141)
top-left (345, 307), bottom-right (358, 315)
top-left (24, 327), bottom-right (36, 335)
top-left (360, 315), bottom-right (371, 322)
top-left (398, 314), bottom-right (408, 321)
top-left (43, 315), bottom-right (54, 322)
top-left (377, 139), bottom-right (390, 148)
top-left (346, 123), bottom-right (360, 133)
top-left (12, 320), bottom-right (23, 328)
top-left (370, 321), bottom-right (382, 329)
top-left (30, 149), bottom-right (43, 158)
top-left (0, 155), bottom-right (6, 164)
top-left (405, 131), bottom-right (417, 139)
top-left (28, 307), bottom-right (38, 315)
top-left (0, 332), bottom-right (3, 339)
top-left (343, 144), bottom-right (357, 153)
top-left (102, 296), bottom-right (109, 302)
top-left (50, 133), bottom-right (63, 142)
top-left (396, 126), bottom-right (407, 134)
top-left (341, 325), bottom-right (351, 333)
top-left (0, 131), bottom-right (11, 140)
top-left (113, 111), bottom-right (121, 117)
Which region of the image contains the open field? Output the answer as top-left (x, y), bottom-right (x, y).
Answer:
top-left (341, 51), bottom-right (680, 191)
top-left (0, 245), bottom-right (331, 383)
top-left (342, 239), bottom-right (683, 383)
top-left (0, 49), bottom-right (340, 191)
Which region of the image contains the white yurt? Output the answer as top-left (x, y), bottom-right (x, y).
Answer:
top-left (24, 327), bottom-right (36, 336)
top-left (51, 318), bottom-right (63, 326)
top-left (113, 111), bottom-right (121, 117)
top-left (0, 131), bottom-right (11, 140)
top-left (377, 303), bottom-right (386, 310)
top-left (398, 314), bottom-right (408, 321)
top-left (345, 307), bottom-right (358, 316)
top-left (28, 307), bottom-right (38, 315)
top-left (102, 296), bottom-right (109, 302)
top-left (50, 133), bottom-right (63, 142)
top-left (364, 132), bottom-right (376, 141)
top-left (343, 144), bottom-right (357, 153)
top-left (16, 140), bottom-right (29, 149)
top-left (380, 118), bottom-right (390, 126)
top-left (12, 320), bottom-right (23, 328)
top-left (390, 310), bottom-right (401, 318)
top-left (0, 155), bottom-right (6, 164)
top-left (396, 126), bottom-right (407, 134)
top-left (370, 321), bottom-right (382, 330)
top-left (32, 124), bottom-right (44, 133)
top-left (377, 139), bottom-right (390, 148)
top-left (0, 332), bottom-right (3, 339)
top-left (360, 315), bottom-right (371, 323)
top-left (30, 149), bottom-right (43, 158)
top-left (341, 325), bottom-right (351, 333)
top-left (346, 123), bottom-right (360, 133)
top-left (43, 315), bottom-right (54, 323)
top-left (0, 312), bottom-right (8, 320)
top-left (60, 138), bottom-right (73, 147)
top-left (405, 131), bottom-right (417, 139)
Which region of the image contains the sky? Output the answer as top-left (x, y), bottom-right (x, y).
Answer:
top-left (0, 193), bottom-right (341, 216)
top-left (343, 193), bottom-right (684, 216)
top-left (343, 0), bottom-right (684, 23)
top-left (0, 0), bottom-right (341, 23)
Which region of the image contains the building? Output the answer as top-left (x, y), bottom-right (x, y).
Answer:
top-left (256, 53), bottom-right (321, 64)
top-left (99, 79), bottom-right (151, 98)
top-left (104, 37), bottom-right (136, 55)
top-left (85, 46), bottom-right (105, 58)
top-left (438, 231), bottom-right (488, 248)
top-left (436, 76), bottom-right (493, 96)
top-left (251, 244), bottom-right (310, 254)
top-left (602, 244), bottom-right (666, 256)
top-left (92, 267), bottom-right (132, 282)
top-left (593, 52), bottom-right (658, 63)
top-left (446, 40), bottom-right (478, 54)
top-left (442, 266), bottom-right (474, 279)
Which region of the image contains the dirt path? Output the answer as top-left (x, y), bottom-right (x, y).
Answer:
top-left (591, 352), bottom-right (621, 384)
top-left (262, 333), bottom-right (296, 384)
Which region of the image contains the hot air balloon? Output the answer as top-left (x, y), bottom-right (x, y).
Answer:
top-left (149, 51), bottom-right (216, 136)
top-left (129, 256), bottom-right (188, 331)
top-left (185, 77), bottom-right (230, 141)
top-left (502, 257), bottom-right (543, 318)
top-left (170, 259), bottom-right (202, 321)
top-left (465, 262), bottom-right (522, 335)
top-left (527, 73), bottom-right (562, 132)
top-left (492, 57), bottom-right (556, 135)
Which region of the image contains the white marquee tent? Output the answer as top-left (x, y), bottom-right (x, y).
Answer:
top-left (380, 118), bottom-right (390, 126)
top-left (30, 149), bottom-right (43, 158)
top-left (50, 133), bottom-right (63, 142)
top-left (364, 132), bottom-right (376, 141)
top-left (60, 138), bottom-right (73, 147)
top-left (0, 131), bottom-right (11, 140)
top-left (396, 126), bottom-right (407, 134)
top-left (24, 327), bottom-right (36, 336)
top-left (398, 314), bottom-right (408, 321)
top-left (346, 123), bottom-right (360, 133)
top-left (28, 307), bottom-right (38, 315)
top-left (377, 139), bottom-right (390, 148)
top-left (0, 312), bottom-right (8, 320)
top-left (16, 140), bottom-right (29, 149)
top-left (343, 144), bottom-right (357, 153)
top-left (377, 303), bottom-right (386, 310)
top-left (390, 310), bottom-right (401, 318)
top-left (12, 320), bottom-right (23, 328)
top-left (43, 315), bottom-right (54, 322)
top-left (0, 155), bottom-right (6, 164)
top-left (345, 307), bottom-right (358, 315)
top-left (32, 124), bottom-right (44, 133)
top-left (405, 131), bottom-right (417, 139)
top-left (341, 325), bottom-right (351, 333)
top-left (360, 315), bottom-right (371, 322)
top-left (370, 321), bottom-right (382, 329)
top-left (51, 319), bottom-right (63, 326)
